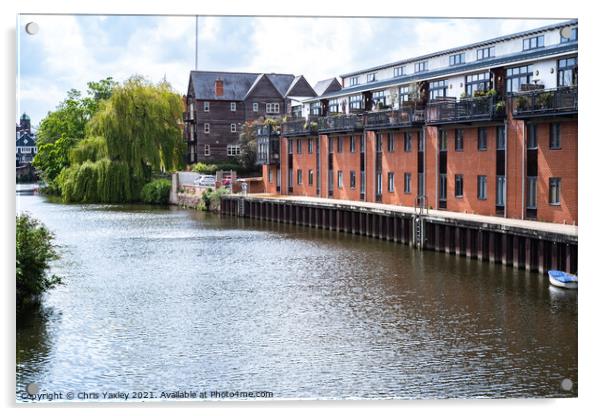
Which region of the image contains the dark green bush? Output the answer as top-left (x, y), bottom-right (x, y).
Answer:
top-left (140, 178), bottom-right (172, 205)
top-left (16, 214), bottom-right (61, 312)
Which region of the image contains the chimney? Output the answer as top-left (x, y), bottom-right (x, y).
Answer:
top-left (215, 78), bottom-right (224, 97)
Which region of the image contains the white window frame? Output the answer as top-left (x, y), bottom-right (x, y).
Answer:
top-left (204, 123), bottom-right (210, 134)
top-left (230, 123), bottom-right (237, 133)
top-left (367, 73), bottom-right (376, 83)
top-left (266, 103), bottom-right (280, 114)
top-left (230, 102), bottom-right (236, 112)
top-left (227, 144), bottom-right (241, 156)
top-left (350, 76), bottom-right (359, 86)
top-left (204, 144), bottom-right (211, 156)
top-left (393, 66), bottom-right (405, 77)
top-left (253, 102), bottom-right (258, 112)
top-left (203, 101), bottom-right (210, 112)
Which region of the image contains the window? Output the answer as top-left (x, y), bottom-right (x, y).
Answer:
top-left (438, 130), bottom-right (447, 151)
top-left (230, 123), bottom-right (237, 133)
top-left (465, 72), bottom-right (491, 96)
top-left (266, 103), bottom-right (280, 114)
top-left (310, 102), bottom-right (321, 116)
top-left (523, 35), bottom-right (544, 51)
top-left (288, 139), bottom-right (293, 154)
top-left (253, 102), bottom-right (258, 112)
top-left (227, 144), bottom-right (241, 156)
top-left (418, 130), bottom-right (424, 151)
top-left (496, 126), bottom-right (506, 150)
top-left (399, 85), bottom-right (411, 103)
top-left (449, 53), bottom-right (465, 66)
top-left (455, 129), bottom-right (464, 151)
top-left (560, 27), bottom-right (577, 43)
top-left (376, 133), bottom-right (382, 152)
top-left (350, 136), bottom-right (356, 153)
top-left (367, 73), bottom-right (376, 83)
top-left (387, 172), bottom-right (395, 193)
top-left (477, 175), bottom-right (487, 200)
top-left (350, 171), bottom-right (356, 189)
top-left (404, 173), bottom-right (411, 193)
top-left (203, 101), bottom-right (210, 112)
top-left (337, 136), bottom-right (343, 153)
top-left (477, 46), bottom-right (495, 60)
top-left (292, 105), bottom-right (302, 118)
top-left (506, 65), bottom-right (534, 93)
top-left (350, 76), bottom-right (359, 86)
top-left (349, 95), bottom-right (363, 111)
top-left (549, 178), bottom-right (561, 205)
top-left (418, 173), bottom-right (424, 196)
top-left (387, 133), bottom-right (395, 152)
top-left (439, 174), bottom-right (447, 201)
top-left (329, 99), bottom-right (339, 114)
top-left (230, 102), bottom-right (236, 112)
top-left (308, 169), bottom-right (313, 186)
top-left (373, 90), bottom-right (386, 108)
top-left (527, 124), bottom-right (538, 149)
top-left (404, 132), bottom-right (412, 152)
top-left (527, 176), bottom-right (537, 208)
top-left (360, 171), bottom-right (366, 194)
top-left (558, 57), bottom-right (577, 87)
top-left (496, 175), bottom-right (506, 207)
top-left (204, 144), bottom-right (211, 156)
top-left (478, 127), bottom-right (487, 151)
top-left (328, 136), bottom-right (334, 154)
top-left (394, 66), bottom-right (405, 77)
top-left (297, 169), bottom-right (303, 185)
top-left (429, 80), bottom-right (447, 100)
top-left (288, 168), bottom-right (293, 188)
top-left (376, 173), bottom-right (382, 196)
top-left (415, 61), bottom-right (428, 73)
top-left (550, 123), bottom-right (561, 149)
top-left (297, 139), bottom-right (302, 154)
top-left (360, 135), bottom-right (365, 152)
top-left (337, 170), bottom-right (343, 189)
top-left (455, 174), bottom-right (464, 197)
top-left (268, 169), bottom-right (273, 183)
top-left (308, 139), bottom-right (314, 154)
top-left (204, 123), bottom-right (210, 134)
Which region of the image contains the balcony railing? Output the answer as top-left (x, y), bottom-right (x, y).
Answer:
top-left (256, 124), bottom-right (281, 138)
top-left (183, 110), bottom-right (196, 122)
top-left (426, 96), bottom-right (504, 125)
top-left (510, 86), bottom-right (577, 118)
top-left (364, 107), bottom-right (425, 130)
top-left (317, 114), bottom-right (364, 133)
top-left (256, 136), bottom-right (281, 166)
top-left (282, 117), bottom-right (318, 136)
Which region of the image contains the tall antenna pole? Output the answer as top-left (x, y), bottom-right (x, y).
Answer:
top-left (195, 15), bottom-right (198, 70)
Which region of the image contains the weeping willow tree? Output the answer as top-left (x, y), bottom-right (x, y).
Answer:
top-left (57, 76), bottom-right (184, 203)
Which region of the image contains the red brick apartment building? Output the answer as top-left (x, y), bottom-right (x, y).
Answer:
top-left (258, 20), bottom-right (578, 225)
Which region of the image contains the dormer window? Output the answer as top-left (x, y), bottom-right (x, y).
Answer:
top-left (523, 35), bottom-right (544, 51)
top-left (367, 73), bottom-right (376, 83)
top-left (415, 61), bottom-right (428, 73)
top-left (449, 53), bottom-right (465, 66)
top-left (477, 46), bottom-right (495, 60)
top-left (350, 76), bottom-right (359, 86)
top-left (560, 27), bottom-right (577, 43)
top-left (393, 66), bottom-right (405, 77)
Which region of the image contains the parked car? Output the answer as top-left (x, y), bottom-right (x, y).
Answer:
top-left (194, 175), bottom-right (216, 187)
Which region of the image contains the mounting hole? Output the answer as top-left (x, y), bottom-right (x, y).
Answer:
top-left (560, 378), bottom-right (573, 391)
top-left (25, 22), bottom-right (39, 35)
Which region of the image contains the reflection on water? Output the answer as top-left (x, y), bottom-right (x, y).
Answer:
top-left (16, 194), bottom-right (577, 400)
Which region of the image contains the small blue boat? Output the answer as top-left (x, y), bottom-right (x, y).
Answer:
top-left (548, 270), bottom-right (578, 289)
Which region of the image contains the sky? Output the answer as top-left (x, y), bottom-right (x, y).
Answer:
top-left (17, 15), bottom-right (567, 128)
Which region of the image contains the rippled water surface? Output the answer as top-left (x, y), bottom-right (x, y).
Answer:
top-left (16, 192), bottom-right (577, 400)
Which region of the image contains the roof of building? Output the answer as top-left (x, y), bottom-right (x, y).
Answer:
top-left (311, 41), bottom-right (577, 101)
top-left (340, 19), bottom-right (578, 78)
top-left (313, 78), bottom-right (341, 96)
top-left (16, 131), bottom-right (36, 147)
top-left (189, 70), bottom-right (297, 101)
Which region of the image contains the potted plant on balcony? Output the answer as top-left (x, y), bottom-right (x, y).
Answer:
top-left (495, 99), bottom-right (506, 115)
top-left (515, 95), bottom-right (528, 112)
top-left (536, 91), bottom-right (553, 109)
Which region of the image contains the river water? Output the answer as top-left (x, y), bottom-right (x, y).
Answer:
top-left (16, 190), bottom-right (577, 400)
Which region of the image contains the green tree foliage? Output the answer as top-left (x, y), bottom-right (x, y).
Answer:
top-left (69, 136), bottom-right (108, 165)
top-left (33, 136), bottom-right (78, 193)
top-left (140, 179), bottom-right (172, 205)
top-left (16, 214), bottom-right (61, 312)
top-left (237, 121), bottom-right (258, 170)
top-left (88, 76), bottom-right (184, 181)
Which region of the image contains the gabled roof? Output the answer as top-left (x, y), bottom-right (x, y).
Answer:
top-left (243, 73), bottom-right (289, 100)
top-left (313, 78), bottom-right (342, 96)
top-left (285, 75), bottom-right (317, 97)
top-left (16, 132), bottom-right (36, 146)
top-left (189, 70), bottom-right (297, 101)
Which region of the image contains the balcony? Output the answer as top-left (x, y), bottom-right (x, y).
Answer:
top-left (183, 110), bottom-right (196, 122)
top-left (510, 86), bottom-right (577, 119)
top-left (282, 117), bottom-right (318, 137)
top-left (317, 114), bottom-right (364, 134)
top-left (364, 107), bottom-right (425, 130)
top-left (255, 124), bottom-right (280, 166)
top-left (426, 96), bottom-right (505, 125)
